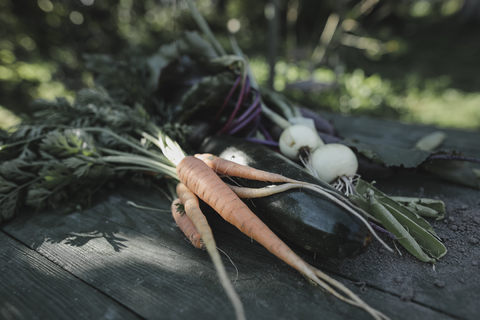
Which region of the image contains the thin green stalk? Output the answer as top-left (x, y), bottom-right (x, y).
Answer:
top-left (1, 135), bottom-right (46, 150)
top-left (98, 147), bottom-right (146, 157)
top-left (83, 127), bottom-right (171, 165)
top-left (229, 34), bottom-right (291, 130)
top-left (113, 166), bottom-right (159, 172)
top-left (267, 0), bottom-right (280, 90)
top-left (261, 104), bottom-right (291, 129)
top-left (184, 0), bottom-right (225, 56)
top-left (267, 93), bottom-right (295, 120)
top-left (5, 177), bottom-right (42, 197)
top-left (229, 34), bottom-right (256, 87)
top-left (101, 155), bottom-right (178, 179)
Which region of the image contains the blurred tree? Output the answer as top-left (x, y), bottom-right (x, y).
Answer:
top-left (0, 0), bottom-right (479, 130)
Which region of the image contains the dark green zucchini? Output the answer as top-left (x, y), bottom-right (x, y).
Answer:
top-left (199, 135), bottom-right (371, 258)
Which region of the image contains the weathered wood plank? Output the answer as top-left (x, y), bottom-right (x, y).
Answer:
top-left (0, 232), bottom-right (141, 320)
top-left (361, 173), bottom-right (480, 320)
top-left (2, 207), bottom-right (234, 320)
top-left (2, 114), bottom-right (478, 320)
top-left (1, 184), bottom-right (461, 320)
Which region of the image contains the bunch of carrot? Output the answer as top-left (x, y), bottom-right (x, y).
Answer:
top-left (167, 150), bottom-right (389, 320)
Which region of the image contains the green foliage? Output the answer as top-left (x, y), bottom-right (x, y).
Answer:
top-left (0, 72), bottom-right (184, 222)
top-left (84, 53), bottom-right (154, 107)
top-left (1, 0), bottom-right (478, 130)
top-left (0, 175), bottom-right (18, 194)
top-left (0, 159), bottom-right (38, 183)
top-left (274, 63), bottom-right (480, 129)
top-left (24, 157), bottom-right (116, 213)
top-left (160, 123), bottom-right (192, 149)
top-left (40, 130), bottom-right (96, 158)
top-left (29, 88), bottom-right (150, 132)
top-left (0, 176), bottom-right (20, 222)
top-left (0, 124), bottom-right (118, 221)
top-left (176, 72), bottom-right (236, 123)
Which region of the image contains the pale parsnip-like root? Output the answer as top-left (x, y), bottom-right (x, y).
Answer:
top-left (227, 183), bottom-right (393, 253)
top-left (197, 153), bottom-right (389, 250)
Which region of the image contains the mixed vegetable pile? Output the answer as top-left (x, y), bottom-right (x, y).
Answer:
top-left (1, 2), bottom-right (480, 319)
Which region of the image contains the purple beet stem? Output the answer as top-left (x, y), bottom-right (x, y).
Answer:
top-left (299, 107), bottom-right (336, 135)
top-left (229, 104), bottom-right (262, 135)
top-left (214, 75), bottom-right (241, 124)
top-left (259, 123), bottom-right (275, 142)
top-left (228, 92), bottom-right (261, 132)
top-left (245, 138), bottom-right (279, 147)
top-left (219, 77), bottom-right (250, 134)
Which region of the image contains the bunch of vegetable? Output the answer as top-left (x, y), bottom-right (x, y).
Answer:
top-left (0, 90), bottom-right (391, 320)
top-left (0, 18), bottom-right (388, 320)
top-left (2, 1), bottom-right (480, 319)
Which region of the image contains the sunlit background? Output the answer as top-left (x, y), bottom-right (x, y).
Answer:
top-left (1, 0), bottom-right (479, 131)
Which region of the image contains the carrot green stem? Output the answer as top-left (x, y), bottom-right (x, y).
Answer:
top-left (0, 135), bottom-right (46, 150)
top-left (113, 166), bottom-right (157, 172)
top-left (101, 155), bottom-right (178, 179)
top-left (83, 127), bottom-right (171, 165)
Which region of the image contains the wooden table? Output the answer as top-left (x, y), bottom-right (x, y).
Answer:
top-left (1, 114), bottom-right (479, 320)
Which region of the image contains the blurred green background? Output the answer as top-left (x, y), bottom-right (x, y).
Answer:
top-left (1, 0), bottom-right (479, 131)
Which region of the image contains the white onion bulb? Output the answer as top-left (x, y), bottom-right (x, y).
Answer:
top-left (311, 144), bottom-right (358, 183)
top-left (279, 125), bottom-right (321, 160)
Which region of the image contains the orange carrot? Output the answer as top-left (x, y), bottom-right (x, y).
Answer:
top-left (171, 198), bottom-right (205, 249)
top-left (176, 156), bottom-right (388, 320)
top-left (196, 153), bottom-right (392, 252)
top-left (195, 153), bottom-right (299, 183)
top-left (177, 157), bottom-right (301, 268)
top-left (176, 183), bottom-right (246, 320)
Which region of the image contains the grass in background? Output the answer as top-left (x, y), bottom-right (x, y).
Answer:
top-left (250, 60), bottom-right (480, 131)
top-left (1, 0), bottom-right (479, 132)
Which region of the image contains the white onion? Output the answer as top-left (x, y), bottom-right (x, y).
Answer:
top-left (279, 124), bottom-right (321, 160)
top-left (311, 144), bottom-right (358, 183)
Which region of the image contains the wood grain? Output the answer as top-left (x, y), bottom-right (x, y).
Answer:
top-left (0, 232), bottom-right (141, 320)
top-left (1, 183), bottom-right (462, 320)
top-left (2, 114), bottom-right (479, 320)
